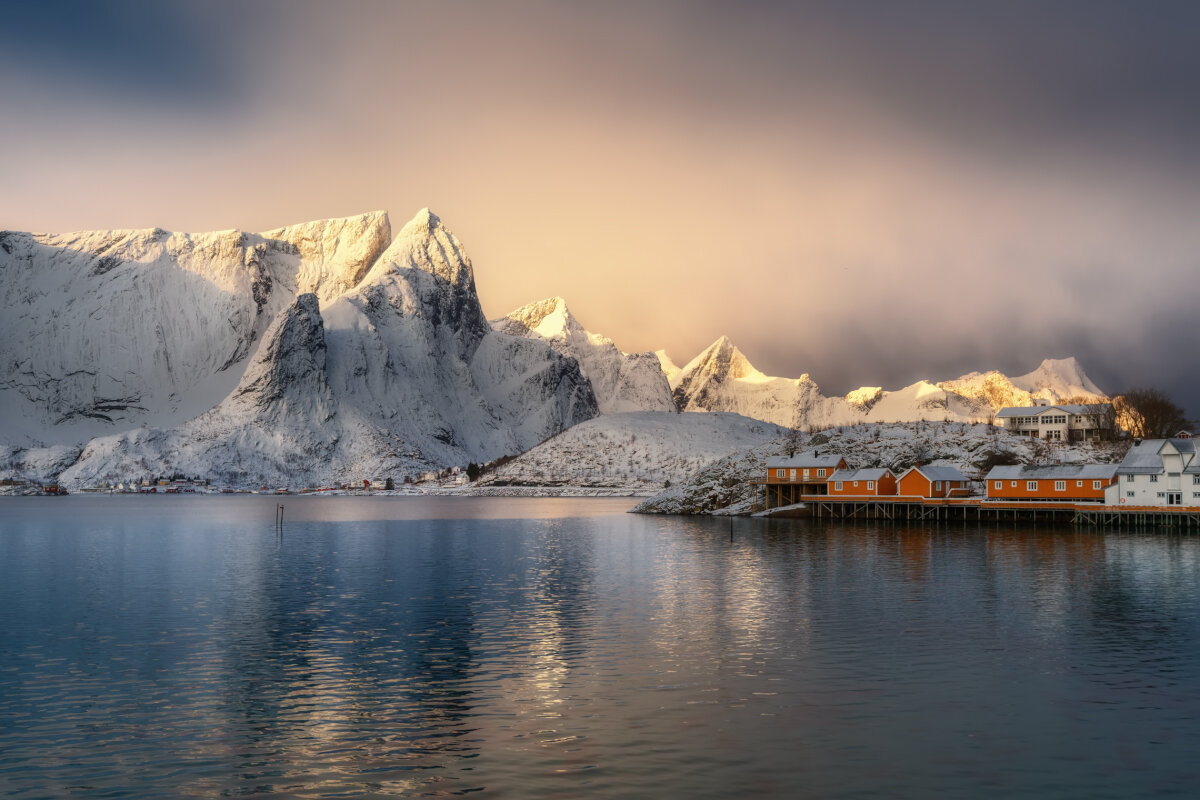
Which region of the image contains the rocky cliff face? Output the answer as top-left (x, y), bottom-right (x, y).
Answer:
top-left (493, 296), bottom-right (676, 414)
top-left (0, 211), bottom-right (392, 447)
top-left (5, 210), bottom-right (598, 487)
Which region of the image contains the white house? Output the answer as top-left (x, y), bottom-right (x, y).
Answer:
top-left (995, 404), bottom-right (1112, 441)
top-left (1108, 438), bottom-right (1200, 507)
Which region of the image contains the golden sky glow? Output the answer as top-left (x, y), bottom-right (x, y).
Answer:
top-left (3, 1), bottom-right (1199, 402)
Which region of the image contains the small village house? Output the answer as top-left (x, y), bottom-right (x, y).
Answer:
top-left (1111, 438), bottom-right (1200, 507)
top-left (761, 452), bottom-right (850, 508)
top-left (896, 465), bottom-right (971, 498)
top-left (826, 468), bottom-right (897, 497)
top-left (995, 403), bottom-right (1113, 441)
top-left (985, 465), bottom-right (1116, 503)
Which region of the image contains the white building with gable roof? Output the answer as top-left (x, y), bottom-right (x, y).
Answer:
top-left (1110, 438), bottom-right (1200, 506)
top-left (995, 404), bottom-right (1113, 441)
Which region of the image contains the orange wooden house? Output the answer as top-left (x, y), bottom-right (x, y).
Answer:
top-left (827, 468), bottom-right (897, 497)
top-left (762, 452), bottom-right (850, 508)
top-left (896, 465), bottom-right (971, 498)
top-left (984, 465), bottom-right (1116, 503)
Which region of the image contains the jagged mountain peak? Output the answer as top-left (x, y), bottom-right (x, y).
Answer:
top-left (496, 296), bottom-right (580, 340)
top-left (261, 210), bottom-right (393, 303)
top-left (363, 208), bottom-right (475, 292)
top-left (492, 296), bottom-right (675, 415)
top-left (1014, 356), bottom-right (1104, 399)
top-left (684, 336), bottom-right (769, 383)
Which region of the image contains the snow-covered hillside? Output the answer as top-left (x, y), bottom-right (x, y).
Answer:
top-left (470, 411), bottom-right (787, 493)
top-left (633, 421), bottom-right (1128, 515)
top-left (664, 337), bottom-right (1107, 430)
top-left (6, 210), bottom-right (598, 487)
top-left (0, 212), bottom-right (393, 447)
top-left (492, 297), bottom-right (675, 414)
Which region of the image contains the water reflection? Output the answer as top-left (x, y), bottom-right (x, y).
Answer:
top-left (2, 499), bottom-right (1200, 797)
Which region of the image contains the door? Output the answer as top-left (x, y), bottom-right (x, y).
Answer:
top-left (1168, 492), bottom-right (1182, 506)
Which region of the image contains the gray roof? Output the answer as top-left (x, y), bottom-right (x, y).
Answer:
top-left (766, 452), bottom-right (846, 469)
top-left (1116, 438), bottom-right (1200, 474)
top-left (995, 404), bottom-right (1107, 418)
top-left (903, 465), bottom-right (969, 483)
top-left (985, 464), bottom-right (1117, 481)
top-left (829, 468), bottom-right (892, 482)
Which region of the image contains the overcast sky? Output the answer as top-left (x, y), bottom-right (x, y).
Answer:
top-left (3, 1), bottom-right (1198, 411)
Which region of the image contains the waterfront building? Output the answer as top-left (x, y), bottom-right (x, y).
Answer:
top-left (761, 451), bottom-right (850, 507)
top-left (827, 468), bottom-right (897, 497)
top-left (985, 464), bottom-right (1116, 502)
top-left (1112, 438), bottom-right (1200, 507)
top-left (896, 465), bottom-right (971, 498)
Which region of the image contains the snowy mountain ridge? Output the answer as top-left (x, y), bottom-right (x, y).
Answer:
top-left (3, 210), bottom-right (598, 487)
top-left (492, 296), bottom-right (675, 414)
top-left (663, 336), bottom-right (1107, 430)
top-left (1, 206), bottom-right (1111, 489)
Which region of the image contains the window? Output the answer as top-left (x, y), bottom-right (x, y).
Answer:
top-left (817, 469), bottom-right (826, 477)
top-left (867, 481), bottom-right (875, 491)
top-left (1011, 481), bottom-right (1017, 488)
top-left (1127, 491), bottom-right (1135, 498)
top-left (1076, 481), bottom-right (1083, 487)
top-left (1150, 475), bottom-right (1159, 483)
top-left (994, 481), bottom-right (1002, 490)
top-left (1157, 492), bottom-right (1166, 498)
top-left (853, 481), bottom-right (859, 487)
top-left (1093, 481), bottom-right (1102, 490)
top-left (1127, 475), bottom-right (1135, 483)
top-left (1194, 492), bottom-right (1200, 498)
top-left (1055, 481), bottom-right (1066, 491)
top-left (1193, 476), bottom-right (1200, 485)
top-left (803, 469), bottom-right (809, 478)
top-left (1027, 481), bottom-right (1038, 491)
top-left (835, 481), bottom-right (843, 491)
top-left (789, 469), bottom-right (797, 480)
top-left (934, 481), bottom-right (942, 491)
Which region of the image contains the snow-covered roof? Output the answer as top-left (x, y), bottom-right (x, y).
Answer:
top-left (902, 465), bottom-right (969, 483)
top-left (766, 452), bottom-right (846, 469)
top-left (1116, 438), bottom-right (1200, 474)
top-left (829, 468), bottom-right (892, 482)
top-left (995, 404), bottom-right (1107, 418)
top-left (985, 464), bottom-right (1117, 481)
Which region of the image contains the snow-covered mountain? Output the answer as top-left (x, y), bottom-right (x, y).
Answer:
top-left (492, 297), bottom-right (675, 414)
top-left (0, 211), bottom-right (392, 447)
top-left (5, 210), bottom-right (598, 487)
top-left (664, 337), bottom-right (1107, 430)
top-left (470, 410), bottom-right (786, 493)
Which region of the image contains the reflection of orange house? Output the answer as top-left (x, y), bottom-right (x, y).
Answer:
top-left (827, 468), bottom-right (897, 496)
top-left (897, 465), bottom-right (970, 498)
top-left (984, 465), bottom-right (1116, 502)
top-left (763, 451), bottom-right (850, 508)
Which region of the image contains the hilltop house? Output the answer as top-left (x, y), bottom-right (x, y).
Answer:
top-left (896, 465), bottom-right (971, 498)
top-left (827, 468), bottom-right (897, 497)
top-left (995, 404), bottom-right (1113, 441)
top-left (985, 464), bottom-right (1116, 503)
top-left (1111, 438), bottom-right (1200, 507)
top-left (762, 452), bottom-right (850, 508)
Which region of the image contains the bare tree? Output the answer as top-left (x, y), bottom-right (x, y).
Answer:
top-left (1062, 394), bottom-right (1117, 442)
top-left (1113, 388), bottom-right (1188, 439)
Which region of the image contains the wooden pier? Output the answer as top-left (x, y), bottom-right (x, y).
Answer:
top-left (759, 495), bottom-right (1200, 530)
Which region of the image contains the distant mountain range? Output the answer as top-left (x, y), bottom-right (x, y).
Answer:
top-left (0, 209), bottom-right (1106, 487)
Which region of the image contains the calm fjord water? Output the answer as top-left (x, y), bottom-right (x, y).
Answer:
top-left (2, 496), bottom-right (1199, 798)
